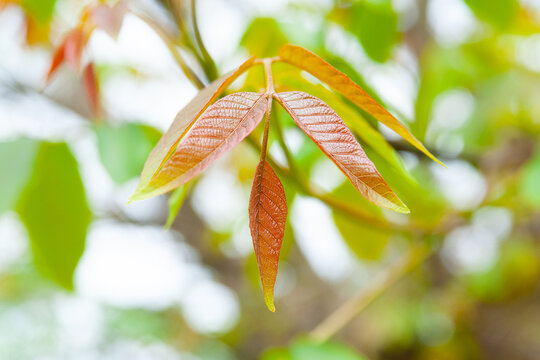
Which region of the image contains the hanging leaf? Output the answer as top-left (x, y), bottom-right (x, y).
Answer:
top-left (96, 122), bottom-right (161, 185)
top-left (278, 44), bottom-right (442, 165)
top-left (165, 185), bottom-right (189, 229)
top-left (134, 57), bottom-right (255, 196)
top-left (464, 0), bottom-right (518, 29)
top-left (82, 62), bottom-right (100, 117)
top-left (132, 92), bottom-right (268, 200)
top-left (249, 160), bottom-right (287, 312)
top-left (0, 138), bottom-right (39, 215)
top-left (16, 142), bottom-right (91, 290)
top-left (275, 91), bottom-right (408, 213)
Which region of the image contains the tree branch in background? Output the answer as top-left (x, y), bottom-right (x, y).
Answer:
top-left (310, 243), bottom-right (432, 342)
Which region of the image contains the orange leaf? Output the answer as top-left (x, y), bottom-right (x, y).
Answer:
top-left (45, 28), bottom-right (85, 83)
top-left (45, 40), bottom-right (66, 82)
top-left (249, 160), bottom-right (287, 312)
top-left (89, 0), bottom-right (127, 39)
top-left (64, 28), bottom-right (84, 71)
top-left (132, 57), bottom-right (255, 199)
top-left (25, 15), bottom-right (50, 45)
top-left (132, 92), bottom-right (268, 200)
top-left (278, 44), bottom-right (442, 166)
top-left (82, 62), bottom-right (100, 118)
top-left (275, 91), bottom-right (409, 213)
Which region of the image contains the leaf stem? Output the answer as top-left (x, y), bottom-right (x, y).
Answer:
top-left (132, 11), bottom-right (205, 90)
top-left (272, 104), bottom-right (303, 185)
top-left (190, 0), bottom-right (218, 81)
top-left (310, 243), bottom-right (431, 342)
top-left (260, 59), bottom-right (274, 161)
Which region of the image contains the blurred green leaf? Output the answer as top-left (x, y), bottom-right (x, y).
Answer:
top-left (331, 1), bottom-right (398, 62)
top-left (261, 339), bottom-right (368, 360)
top-left (241, 18), bottom-right (288, 58)
top-left (0, 138), bottom-right (38, 215)
top-left (464, 0), bottom-right (519, 29)
top-left (96, 122), bottom-right (161, 185)
top-left (16, 142), bottom-right (91, 290)
top-left (519, 145), bottom-right (540, 207)
top-left (165, 185), bottom-right (188, 229)
top-left (290, 339), bottom-right (367, 360)
top-left (465, 240), bottom-right (540, 302)
top-left (333, 212), bottom-right (389, 261)
top-left (107, 308), bottom-right (168, 341)
top-left (21, 0), bottom-right (56, 23)
top-left (332, 184), bottom-right (390, 260)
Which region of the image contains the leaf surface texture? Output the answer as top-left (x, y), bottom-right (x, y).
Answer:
top-left (133, 57), bottom-right (255, 198)
top-left (276, 91), bottom-right (408, 213)
top-left (278, 44), bottom-right (441, 165)
top-left (134, 92), bottom-right (268, 199)
top-left (249, 160), bottom-right (287, 312)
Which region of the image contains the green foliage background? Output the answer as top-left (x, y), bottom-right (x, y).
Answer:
top-left (1, 0), bottom-right (540, 359)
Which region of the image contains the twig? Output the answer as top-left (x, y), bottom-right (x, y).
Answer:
top-left (132, 11), bottom-right (205, 90)
top-left (310, 243), bottom-right (431, 342)
top-left (190, 0), bottom-right (218, 81)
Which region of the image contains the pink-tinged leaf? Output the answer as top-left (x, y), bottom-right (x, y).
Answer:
top-left (131, 92), bottom-right (268, 200)
top-left (64, 28), bottom-right (84, 71)
top-left (132, 57), bottom-right (255, 199)
top-left (45, 41), bottom-right (66, 82)
top-left (82, 62), bottom-right (100, 117)
top-left (249, 160), bottom-right (287, 312)
top-left (275, 91), bottom-right (409, 213)
top-left (89, 0), bottom-right (127, 39)
top-left (278, 44), bottom-right (442, 166)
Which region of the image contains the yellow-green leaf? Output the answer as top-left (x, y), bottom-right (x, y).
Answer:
top-left (278, 44), bottom-right (442, 166)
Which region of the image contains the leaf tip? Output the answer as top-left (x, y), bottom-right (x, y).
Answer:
top-left (264, 293), bottom-right (276, 312)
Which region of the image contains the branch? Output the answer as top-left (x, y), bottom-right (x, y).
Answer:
top-left (310, 243), bottom-right (431, 342)
top-left (190, 0), bottom-right (218, 81)
top-left (132, 11), bottom-right (205, 90)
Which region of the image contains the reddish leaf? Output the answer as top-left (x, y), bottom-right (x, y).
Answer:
top-left (89, 0), bottom-right (127, 39)
top-left (278, 44), bottom-right (442, 166)
top-left (275, 91), bottom-right (409, 213)
top-left (82, 62), bottom-right (100, 117)
top-left (45, 28), bottom-right (85, 82)
top-left (132, 57), bottom-right (255, 199)
top-left (131, 92), bottom-right (268, 200)
top-left (249, 160), bottom-right (287, 312)
top-left (45, 40), bottom-right (66, 82)
top-left (64, 28), bottom-right (84, 71)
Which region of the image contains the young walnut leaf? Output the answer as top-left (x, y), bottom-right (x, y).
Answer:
top-left (88, 0), bottom-right (127, 39)
top-left (249, 160), bottom-right (287, 312)
top-left (278, 44), bottom-right (442, 166)
top-left (82, 62), bottom-right (100, 117)
top-left (132, 57), bottom-right (255, 199)
top-left (275, 91), bottom-right (409, 213)
top-left (46, 28), bottom-right (85, 82)
top-left (132, 92), bottom-right (268, 200)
